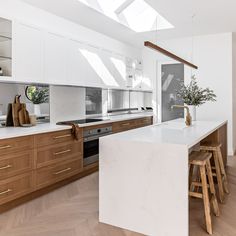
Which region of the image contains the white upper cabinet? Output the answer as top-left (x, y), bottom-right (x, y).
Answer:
top-left (44, 32), bottom-right (68, 85)
top-left (99, 50), bottom-right (123, 89)
top-left (12, 22), bottom-right (43, 83)
top-left (10, 20), bottom-right (150, 90)
top-left (68, 40), bottom-right (102, 87)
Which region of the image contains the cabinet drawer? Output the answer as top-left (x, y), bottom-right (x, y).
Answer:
top-left (35, 159), bottom-right (83, 189)
top-left (0, 150), bottom-right (34, 180)
top-left (35, 129), bottom-right (81, 147)
top-left (36, 141), bottom-right (83, 168)
top-left (135, 117), bottom-right (153, 127)
top-left (112, 120), bottom-right (136, 133)
top-left (0, 136), bottom-right (34, 155)
top-left (0, 173), bottom-right (33, 205)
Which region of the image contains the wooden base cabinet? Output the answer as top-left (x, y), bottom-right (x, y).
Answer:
top-left (36, 141), bottom-right (83, 168)
top-left (35, 159), bottom-right (83, 190)
top-left (0, 130), bottom-right (83, 210)
top-left (0, 172), bottom-right (33, 205)
top-left (0, 116), bottom-right (153, 211)
top-left (112, 116), bottom-right (153, 133)
top-left (0, 150), bottom-right (34, 180)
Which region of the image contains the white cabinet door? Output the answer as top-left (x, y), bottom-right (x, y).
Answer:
top-left (68, 41), bottom-right (102, 87)
top-left (12, 22), bottom-right (43, 83)
top-left (132, 69), bottom-right (143, 90)
top-left (44, 32), bottom-right (68, 85)
top-left (101, 51), bottom-right (126, 89)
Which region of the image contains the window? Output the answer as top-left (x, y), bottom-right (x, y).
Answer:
top-left (77, 0), bottom-right (173, 32)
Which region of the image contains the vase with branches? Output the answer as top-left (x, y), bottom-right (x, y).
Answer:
top-left (176, 76), bottom-right (216, 120)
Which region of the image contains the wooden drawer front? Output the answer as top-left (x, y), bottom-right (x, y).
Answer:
top-left (0, 173), bottom-right (33, 205)
top-left (0, 151), bottom-right (34, 180)
top-left (113, 120), bottom-right (136, 133)
top-left (37, 141), bottom-right (83, 168)
top-left (35, 129), bottom-right (81, 147)
top-left (0, 136), bottom-right (34, 155)
top-left (35, 159), bottom-right (83, 189)
top-left (135, 117), bottom-right (153, 127)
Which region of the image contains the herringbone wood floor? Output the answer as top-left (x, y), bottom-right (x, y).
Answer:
top-left (0, 157), bottom-right (235, 236)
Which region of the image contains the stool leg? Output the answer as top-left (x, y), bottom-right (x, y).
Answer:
top-left (206, 160), bottom-right (220, 217)
top-left (216, 147), bottom-right (230, 194)
top-left (189, 164), bottom-right (194, 190)
top-left (200, 165), bottom-right (213, 235)
top-left (195, 166), bottom-right (201, 193)
top-left (213, 151), bottom-right (224, 203)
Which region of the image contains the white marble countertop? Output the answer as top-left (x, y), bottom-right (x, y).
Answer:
top-left (101, 119), bottom-right (227, 148)
top-left (0, 123), bottom-right (72, 140)
top-left (0, 112), bottom-right (153, 140)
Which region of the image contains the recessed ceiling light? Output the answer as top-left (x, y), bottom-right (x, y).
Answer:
top-left (77, 0), bottom-right (174, 32)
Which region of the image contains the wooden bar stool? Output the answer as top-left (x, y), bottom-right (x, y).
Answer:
top-left (200, 142), bottom-right (229, 203)
top-left (189, 151), bottom-right (220, 235)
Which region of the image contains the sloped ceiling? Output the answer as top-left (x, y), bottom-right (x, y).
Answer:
top-left (21, 0), bottom-right (236, 47)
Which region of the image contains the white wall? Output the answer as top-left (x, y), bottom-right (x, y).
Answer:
top-left (142, 48), bottom-right (159, 123)
top-left (50, 86), bottom-right (85, 123)
top-left (232, 33), bottom-right (236, 154)
top-left (143, 33), bottom-right (235, 155)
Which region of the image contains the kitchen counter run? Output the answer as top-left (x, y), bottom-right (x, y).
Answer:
top-left (0, 112), bottom-right (153, 139)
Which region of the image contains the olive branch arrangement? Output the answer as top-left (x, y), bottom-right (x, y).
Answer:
top-left (176, 76), bottom-right (216, 106)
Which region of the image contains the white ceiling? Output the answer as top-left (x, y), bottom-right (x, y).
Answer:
top-left (21, 0), bottom-right (236, 47)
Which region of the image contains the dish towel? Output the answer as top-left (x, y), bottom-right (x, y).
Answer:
top-left (57, 122), bottom-right (81, 140)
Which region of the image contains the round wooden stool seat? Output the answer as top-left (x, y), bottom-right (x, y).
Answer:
top-left (189, 151), bottom-right (212, 166)
top-left (200, 141), bottom-right (222, 151)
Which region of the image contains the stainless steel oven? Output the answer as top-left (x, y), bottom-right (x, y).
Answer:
top-left (83, 126), bottom-right (112, 166)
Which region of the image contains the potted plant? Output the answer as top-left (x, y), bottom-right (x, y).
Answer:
top-left (177, 76), bottom-right (216, 120)
top-left (25, 86), bottom-right (49, 116)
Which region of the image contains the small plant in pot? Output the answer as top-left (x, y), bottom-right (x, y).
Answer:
top-left (176, 76), bottom-right (216, 121)
top-left (25, 86), bottom-right (49, 116)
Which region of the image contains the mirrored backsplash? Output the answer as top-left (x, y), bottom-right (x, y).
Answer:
top-left (0, 83), bottom-right (50, 126)
top-left (0, 82), bottom-right (153, 125)
top-left (85, 87), bottom-right (153, 116)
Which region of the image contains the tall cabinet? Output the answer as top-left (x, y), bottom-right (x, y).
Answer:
top-left (0, 17), bottom-right (12, 77)
top-left (12, 22), bottom-right (43, 83)
top-left (44, 32), bottom-right (68, 85)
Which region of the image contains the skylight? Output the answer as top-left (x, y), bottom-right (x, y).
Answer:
top-left (77, 0), bottom-right (173, 32)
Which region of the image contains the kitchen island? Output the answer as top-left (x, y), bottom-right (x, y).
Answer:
top-left (99, 119), bottom-right (227, 236)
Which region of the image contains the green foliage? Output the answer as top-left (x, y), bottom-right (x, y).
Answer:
top-left (26, 86), bottom-right (49, 104)
top-left (177, 76), bottom-right (216, 106)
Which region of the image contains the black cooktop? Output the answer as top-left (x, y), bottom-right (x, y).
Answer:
top-left (58, 118), bottom-right (108, 125)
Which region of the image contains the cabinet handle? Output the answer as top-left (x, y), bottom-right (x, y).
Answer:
top-left (53, 167), bottom-right (72, 175)
top-left (0, 189), bottom-right (12, 195)
top-left (0, 165), bottom-right (12, 170)
top-left (53, 149), bottom-right (71, 156)
top-left (121, 123), bottom-right (130, 126)
top-left (0, 145), bottom-right (11, 150)
top-left (53, 134), bottom-right (71, 139)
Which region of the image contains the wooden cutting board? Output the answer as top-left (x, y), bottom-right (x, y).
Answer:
top-left (12, 95), bottom-right (22, 127)
top-left (18, 104), bottom-right (30, 126)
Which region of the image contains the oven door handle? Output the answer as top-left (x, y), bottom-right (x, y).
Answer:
top-left (84, 132), bottom-right (112, 142)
